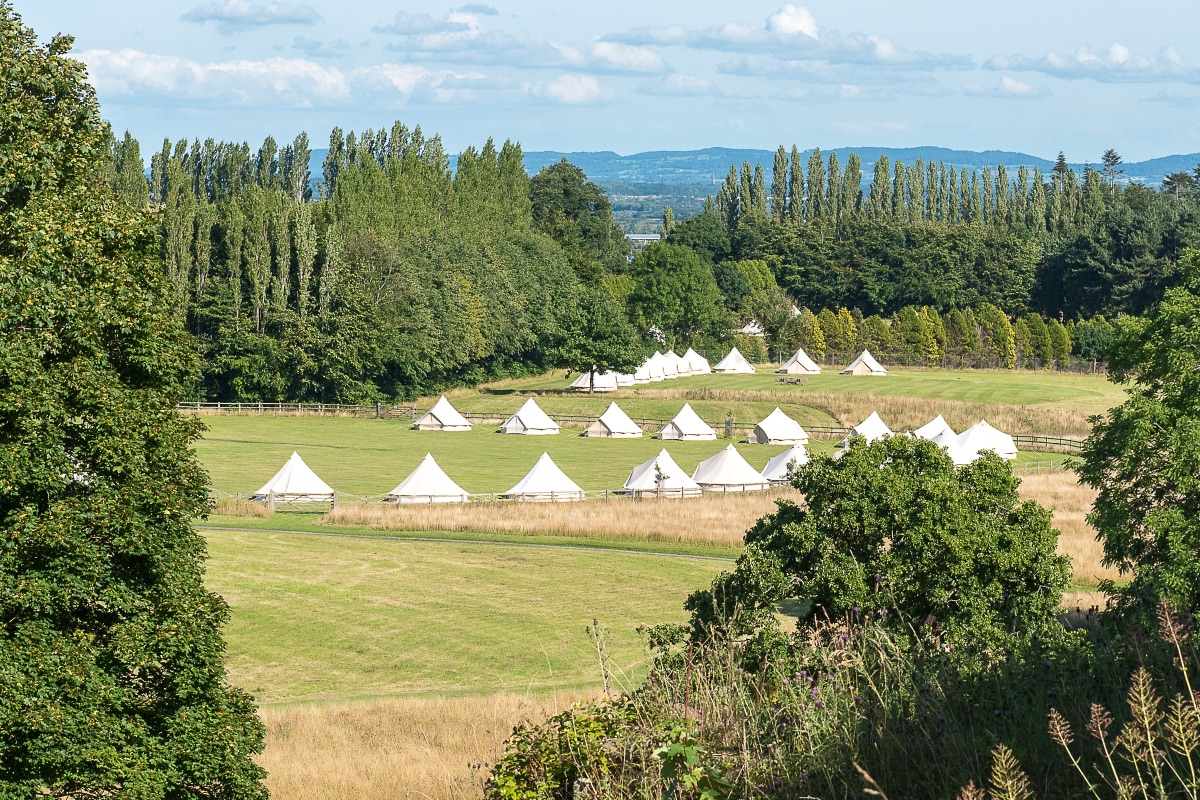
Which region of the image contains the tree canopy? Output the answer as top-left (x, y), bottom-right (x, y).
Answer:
top-left (0, 6), bottom-right (266, 795)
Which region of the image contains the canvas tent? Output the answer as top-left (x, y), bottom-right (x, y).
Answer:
top-left (931, 429), bottom-right (975, 467)
top-left (623, 449), bottom-right (703, 498)
top-left (586, 402), bottom-right (643, 438)
top-left (713, 346), bottom-right (756, 374)
top-left (692, 444), bottom-right (770, 492)
top-left (413, 395), bottom-right (472, 431)
top-left (842, 350), bottom-right (888, 376)
top-left (658, 403), bottom-right (717, 441)
top-left (615, 372), bottom-right (635, 387)
top-left (777, 347), bottom-right (821, 375)
top-left (851, 411), bottom-right (893, 443)
top-left (913, 415), bottom-right (954, 441)
top-left (385, 453), bottom-right (470, 504)
top-left (635, 356), bottom-right (665, 383)
top-left (957, 420), bottom-right (1018, 460)
top-left (503, 453), bottom-right (585, 501)
top-left (252, 452), bottom-right (335, 502)
top-left (748, 407), bottom-right (809, 445)
top-left (761, 444), bottom-right (809, 485)
top-left (651, 350), bottom-right (679, 379)
top-left (682, 348), bottom-right (711, 375)
top-left (569, 369), bottom-right (618, 393)
top-left (500, 398), bottom-right (560, 435)
top-left (663, 349), bottom-right (691, 377)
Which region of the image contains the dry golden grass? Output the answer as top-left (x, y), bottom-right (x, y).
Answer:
top-left (211, 498), bottom-right (273, 517)
top-left (321, 491), bottom-right (797, 550)
top-left (800, 391), bottom-right (1093, 440)
top-left (1017, 470), bottom-right (1120, 585)
top-left (259, 691), bottom-right (597, 800)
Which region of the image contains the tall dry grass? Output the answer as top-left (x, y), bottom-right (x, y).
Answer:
top-left (321, 491), bottom-right (796, 550)
top-left (211, 498), bottom-right (273, 517)
top-left (1017, 470), bottom-right (1119, 585)
top-left (796, 391), bottom-right (1093, 439)
top-left (259, 691), bottom-right (597, 800)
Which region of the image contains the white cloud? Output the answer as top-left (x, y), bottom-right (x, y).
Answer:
top-left (603, 4), bottom-right (968, 70)
top-left (637, 73), bottom-right (720, 97)
top-left (532, 74), bottom-right (612, 104)
top-left (985, 43), bottom-right (1198, 83)
top-left (766, 4), bottom-right (818, 39)
top-left (77, 49), bottom-right (486, 108)
top-left (378, 10), bottom-right (668, 74)
top-left (180, 1), bottom-right (319, 34)
top-left (964, 76), bottom-right (1049, 98)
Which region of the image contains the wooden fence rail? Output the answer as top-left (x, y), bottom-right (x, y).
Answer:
top-left (179, 403), bottom-right (1085, 453)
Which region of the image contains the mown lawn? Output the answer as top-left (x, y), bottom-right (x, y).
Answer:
top-left (205, 529), bottom-right (725, 705)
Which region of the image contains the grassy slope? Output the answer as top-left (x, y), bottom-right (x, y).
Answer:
top-left (206, 529), bottom-right (724, 705)
top-left (469, 367), bottom-right (1124, 416)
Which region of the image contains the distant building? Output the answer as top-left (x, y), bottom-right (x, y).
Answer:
top-left (625, 233), bottom-right (661, 260)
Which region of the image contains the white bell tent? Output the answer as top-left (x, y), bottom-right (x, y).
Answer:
top-left (842, 350), bottom-right (887, 376)
top-left (623, 449), bottom-right (703, 498)
top-left (503, 453), bottom-right (585, 502)
top-left (692, 444), bottom-right (770, 492)
top-left (777, 347), bottom-right (821, 375)
top-left (413, 395), bottom-right (472, 431)
top-left (748, 407), bottom-right (809, 445)
top-left (500, 398), bottom-right (560, 435)
top-left (252, 452), bottom-right (336, 502)
top-left (658, 403), bottom-right (717, 441)
top-left (586, 402), bottom-right (643, 438)
top-left (761, 444), bottom-right (810, 485)
top-left (713, 346), bottom-right (756, 374)
top-left (385, 454), bottom-right (470, 503)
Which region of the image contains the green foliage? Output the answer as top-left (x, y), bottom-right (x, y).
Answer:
top-left (628, 243), bottom-right (731, 350)
top-left (782, 307), bottom-right (825, 360)
top-left (1080, 251), bottom-right (1200, 621)
top-left (892, 305), bottom-right (938, 361)
top-left (0, 7), bottom-right (266, 795)
top-left (1072, 315), bottom-right (1115, 361)
top-left (529, 158), bottom-right (628, 278)
top-left (665, 209), bottom-right (731, 264)
top-left (711, 262), bottom-right (750, 311)
top-left (690, 436), bottom-right (1071, 651)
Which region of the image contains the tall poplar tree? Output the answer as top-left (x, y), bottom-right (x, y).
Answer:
top-left (806, 148), bottom-right (826, 222)
top-left (0, 7), bottom-right (267, 795)
top-left (770, 145), bottom-right (788, 221)
top-left (787, 145), bottom-right (804, 223)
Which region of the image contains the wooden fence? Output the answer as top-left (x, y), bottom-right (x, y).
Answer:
top-left (180, 402), bottom-right (1085, 455)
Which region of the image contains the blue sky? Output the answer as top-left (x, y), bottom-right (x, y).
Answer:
top-left (23, 1), bottom-right (1200, 160)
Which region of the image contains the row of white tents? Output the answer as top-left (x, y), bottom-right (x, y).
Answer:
top-left (570, 346), bottom-right (758, 391)
top-left (251, 443), bottom-right (812, 505)
top-left (841, 411), bottom-right (1018, 465)
top-left (248, 411), bottom-right (1018, 504)
top-left (416, 395), bottom-right (812, 445)
top-left (571, 346), bottom-right (889, 390)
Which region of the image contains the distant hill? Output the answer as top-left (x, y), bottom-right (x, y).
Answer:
top-left (521, 146), bottom-right (1200, 186)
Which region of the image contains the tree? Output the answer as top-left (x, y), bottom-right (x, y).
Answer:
top-left (1073, 316), bottom-right (1115, 362)
top-left (0, 9), bottom-right (266, 795)
top-left (1046, 317), bottom-right (1071, 367)
top-left (1162, 172), bottom-right (1196, 199)
top-left (712, 262), bottom-right (751, 311)
top-left (686, 436), bottom-right (1070, 650)
top-left (664, 209), bottom-right (730, 263)
top-left (529, 159), bottom-right (628, 276)
top-left (627, 243), bottom-right (731, 350)
top-left (1101, 149), bottom-right (1123, 198)
top-left (770, 146), bottom-right (787, 221)
top-left (1079, 251), bottom-right (1200, 621)
top-left (552, 287), bottom-right (647, 389)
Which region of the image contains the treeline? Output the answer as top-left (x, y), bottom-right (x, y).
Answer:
top-left (668, 146), bottom-right (1200, 320)
top-left (106, 124), bottom-right (641, 403)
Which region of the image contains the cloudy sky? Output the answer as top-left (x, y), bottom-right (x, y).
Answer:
top-left (23, 0), bottom-right (1200, 160)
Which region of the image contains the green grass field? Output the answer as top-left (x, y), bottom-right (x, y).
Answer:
top-left (475, 365), bottom-right (1124, 416)
top-left (194, 366), bottom-right (1113, 715)
top-left (196, 415), bottom-right (841, 496)
top-left (206, 529), bottom-right (724, 705)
